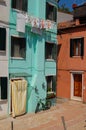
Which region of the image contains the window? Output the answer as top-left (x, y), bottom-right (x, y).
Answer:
top-left (0, 28), bottom-right (6, 51)
top-left (46, 2), bottom-right (57, 22)
top-left (12, 0), bottom-right (28, 12)
top-left (11, 36), bottom-right (26, 59)
top-left (46, 76), bottom-right (56, 98)
top-left (0, 77), bottom-right (7, 100)
top-left (70, 38), bottom-right (84, 57)
top-left (45, 42), bottom-right (56, 60)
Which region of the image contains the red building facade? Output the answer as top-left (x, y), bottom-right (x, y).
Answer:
top-left (57, 3), bottom-right (86, 102)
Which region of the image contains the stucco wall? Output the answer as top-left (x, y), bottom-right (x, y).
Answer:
top-left (0, 0), bottom-right (9, 77)
top-left (9, 0), bottom-right (57, 113)
top-left (57, 27), bottom-right (86, 102)
top-left (0, 0), bottom-right (10, 23)
top-left (0, 28), bottom-right (9, 76)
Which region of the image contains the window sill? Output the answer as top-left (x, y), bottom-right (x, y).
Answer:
top-left (0, 51), bottom-right (6, 55)
top-left (0, 50), bottom-right (6, 52)
top-left (0, 99), bottom-right (7, 104)
top-left (45, 59), bottom-right (55, 61)
top-left (11, 57), bottom-right (25, 60)
top-left (72, 56), bottom-right (83, 58)
top-left (11, 8), bottom-right (27, 14)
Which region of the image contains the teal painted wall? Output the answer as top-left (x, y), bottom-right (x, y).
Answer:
top-left (9, 31), bottom-right (32, 76)
top-left (28, 0), bottom-right (45, 19)
top-left (45, 61), bottom-right (56, 76)
top-left (9, 0), bottom-right (57, 113)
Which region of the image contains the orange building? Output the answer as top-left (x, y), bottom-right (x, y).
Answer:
top-left (57, 3), bottom-right (86, 103)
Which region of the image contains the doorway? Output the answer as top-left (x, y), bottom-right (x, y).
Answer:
top-left (74, 74), bottom-right (82, 97)
top-left (10, 79), bottom-right (27, 117)
top-left (0, 77), bottom-right (8, 116)
top-left (0, 77), bottom-right (7, 100)
top-left (71, 73), bottom-right (82, 101)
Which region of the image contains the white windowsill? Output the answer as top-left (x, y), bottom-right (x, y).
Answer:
top-left (72, 56), bottom-right (82, 58)
top-left (12, 8), bottom-right (27, 14)
top-left (45, 59), bottom-right (55, 61)
top-left (0, 50), bottom-right (6, 52)
top-left (11, 57), bottom-right (24, 60)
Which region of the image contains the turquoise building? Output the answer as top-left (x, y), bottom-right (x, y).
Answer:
top-left (9, 0), bottom-right (57, 115)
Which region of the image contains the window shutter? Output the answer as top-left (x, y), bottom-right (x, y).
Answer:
top-left (52, 76), bottom-right (56, 92)
top-left (53, 7), bottom-right (57, 22)
top-left (23, 0), bottom-right (28, 12)
top-left (46, 2), bottom-right (49, 19)
top-left (52, 44), bottom-right (57, 60)
top-left (81, 38), bottom-right (84, 56)
top-left (70, 39), bottom-right (73, 57)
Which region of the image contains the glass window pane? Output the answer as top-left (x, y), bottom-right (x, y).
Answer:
top-left (11, 36), bottom-right (26, 58)
top-left (0, 28), bottom-right (6, 51)
top-left (70, 38), bottom-right (84, 57)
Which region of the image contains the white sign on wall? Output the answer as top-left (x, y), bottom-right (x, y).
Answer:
top-left (16, 13), bottom-right (26, 33)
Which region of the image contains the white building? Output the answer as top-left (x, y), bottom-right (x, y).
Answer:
top-left (0, 0), bottom-right (10, 115)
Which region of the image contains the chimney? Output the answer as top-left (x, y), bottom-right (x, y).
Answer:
top-left (72, 4), bottom-right (77, 9)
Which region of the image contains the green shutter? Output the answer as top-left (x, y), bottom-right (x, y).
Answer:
top-left (53, 7), bottom-right (57, 22)
top-left (46, 2), bottom-right (49, 19)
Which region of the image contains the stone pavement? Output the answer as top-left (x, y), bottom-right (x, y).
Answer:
top-left (0, 99), bottom-right (86, 130)
top-left (0, 100), bottom-right (8, 117)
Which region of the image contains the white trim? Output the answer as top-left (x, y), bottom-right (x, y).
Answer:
top-left (11, 57), bottom-right (24, 60)
top-left (12, 8), bottom-right (27, 14)
top-left (45, 59), bottom-right (55, 61)
top-left (70, 71), bottom-right (84, 74)
top-left (71, 37), bottom-right (84, 39)
top-left (11, 35), bottom-right (25, 38)
top-left (71, 72), bottom-right (83, 101)
top-left (46, 0), bottom-right (57, 7)
top-left (10, 77), bottom-right (24, 80)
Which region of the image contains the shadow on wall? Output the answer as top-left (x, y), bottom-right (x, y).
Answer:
top-left (28, 32), bottom-right (37, 53)
top-left (57, 44), bottom-right (61, 57)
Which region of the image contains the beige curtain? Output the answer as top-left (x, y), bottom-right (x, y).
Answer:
top-left (11, 79), bottom-right (27, 117)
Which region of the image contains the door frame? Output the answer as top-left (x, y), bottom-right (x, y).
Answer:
top-left (70, 71), bottom-right (84, 101)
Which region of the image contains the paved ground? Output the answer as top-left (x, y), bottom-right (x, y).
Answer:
top-left (0, 100), bottom-right (8, 117)
top-left (0, 99), bottom-right (86, 130)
